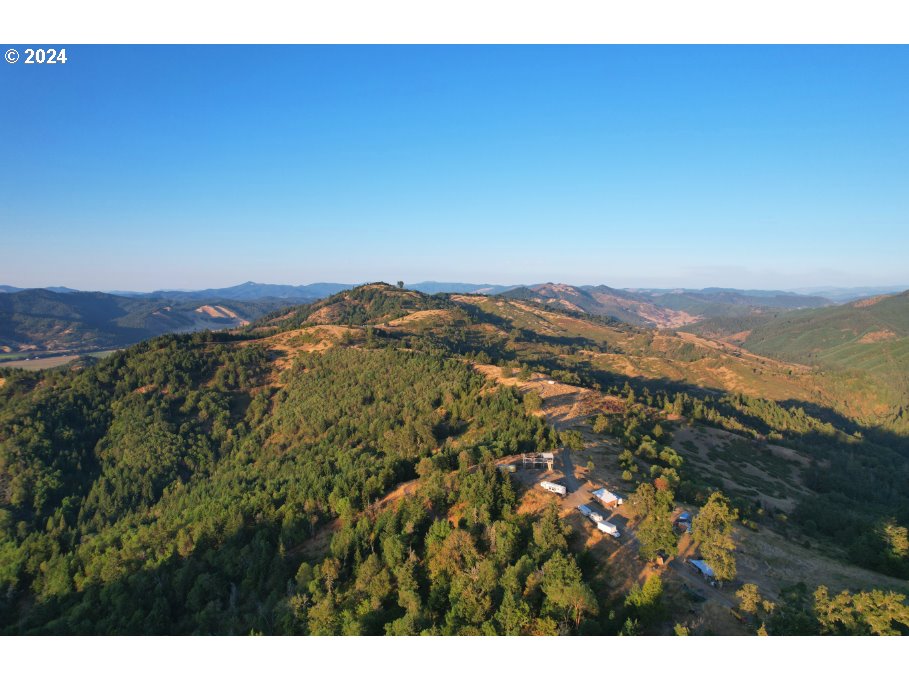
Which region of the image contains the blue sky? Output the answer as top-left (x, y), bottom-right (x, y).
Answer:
top-left (1, 45), bottom-right (907, 291)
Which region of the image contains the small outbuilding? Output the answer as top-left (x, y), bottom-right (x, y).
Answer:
top-left (592, 488), bottom-right (624, 509)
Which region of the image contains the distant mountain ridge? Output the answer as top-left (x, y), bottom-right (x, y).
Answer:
top-left (123, 281), bottom-right (353, 301)
top-left (0, 282), bottom-right (352, 301)
top-left (0, 280), bottom-right (854, 331)
top-left (408, 281), bottom-right (518, 295)
top-left (499, 282), bottom-right (831, 327)
top-left (503, 283), bottom-right (699, 327)
top-left (0, 289), bottom-right (294, 355)
top-left (788, 285), bottom-right (909, 303)
top-left (635, 288), bottom-right (833, 318)
top-left (0, 285), bottom-right (79, 294)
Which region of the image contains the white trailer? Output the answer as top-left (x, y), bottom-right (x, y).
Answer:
top-left (588, 510), bottom-right (605, 523)
top-left (540, 481), bottom-right (567, 497)
top-left (596, 521), bottom-right (621, 538)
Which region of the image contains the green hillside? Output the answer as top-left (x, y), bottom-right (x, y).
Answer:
top-left (687, 291), bottom-right (909, 357)
top-left (685, 292), bottom-right (909, 430)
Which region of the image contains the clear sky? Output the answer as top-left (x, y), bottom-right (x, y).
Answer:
top-left (1, 45), bottom-right (907, 291)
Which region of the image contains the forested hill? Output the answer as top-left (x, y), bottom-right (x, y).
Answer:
top-left (744, 290), bottom-right (909, 360)
top-left (250, 282), bottom-right (455, 331)
top-left (0, 332), bottom-right (561, 634)
top-left (0, 289), bottom-right (291, 355)
top-left (1, 283), bottom-right (907, 635)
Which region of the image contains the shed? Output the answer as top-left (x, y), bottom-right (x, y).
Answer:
top-left (592, 488), bottom-right (624, 509)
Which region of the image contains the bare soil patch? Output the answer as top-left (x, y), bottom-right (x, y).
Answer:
top-left (377, 309), bottom-right (455, 329)
top-left (449, 294), bottom-right (486, 304)
top-left (252, 325), bottom-right (361, 378)
top-left (727, 329), bottom-right (753, 343)
top-left (852, 295), bottom-right (888, 308)
top-left (858, 329), bottom-right (897, 344)
top-left (473, 363), bottom-right (624, 428)
top-left (195, 304), bottom-right (241, 320)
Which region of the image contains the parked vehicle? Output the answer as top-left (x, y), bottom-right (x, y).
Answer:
top-left (540, 481), bottom-right (567, 496)
top-left (589, 510), bottom-right (604, 523)
top-left (596, 521), bottom-right (621, 538)
top-left (577, 504), bottom-right (593, 517)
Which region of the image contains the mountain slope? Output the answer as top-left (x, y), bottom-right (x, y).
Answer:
top-left (684, 291), bottom-right (909, 429)
top-left (686, 291), bottom-right (909, 361)
top-left (503, 283), bottom-right (699, 327)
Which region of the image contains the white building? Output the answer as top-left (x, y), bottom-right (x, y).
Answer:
top-left (592, 487), bottom-right (624, 509)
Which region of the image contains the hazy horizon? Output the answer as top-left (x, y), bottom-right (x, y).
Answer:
top-left (3, 45), bottom-right (908, 291)
top-left (2, 277), bottom-right (908, 296)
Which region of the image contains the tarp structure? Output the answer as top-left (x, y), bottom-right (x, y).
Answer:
top-left (689, 559), bottom-right (715, 578)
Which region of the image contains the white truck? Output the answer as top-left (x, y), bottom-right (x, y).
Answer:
top-left (588, 510), bottom-right (605, 523)
top-left (596, 521), bottom-right (621, 538)
top-left (540, 481), bottom-right (567, 497)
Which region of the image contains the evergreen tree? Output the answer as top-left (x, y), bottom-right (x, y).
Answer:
top-left (692, 492), bottom-right (738, 582)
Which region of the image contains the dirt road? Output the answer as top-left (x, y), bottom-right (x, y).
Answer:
top-left (667, 558), bottom-right (738, 609)
top-left (559, 449), bottom-right (581, 492)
